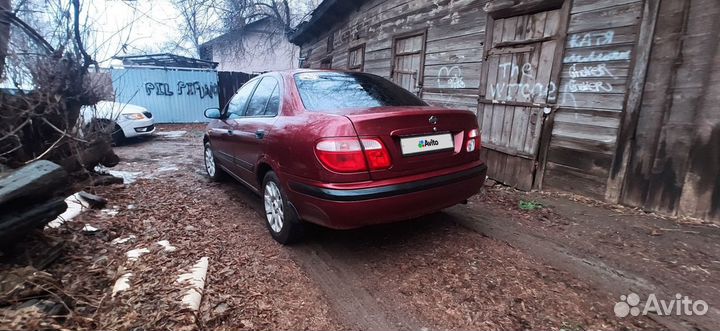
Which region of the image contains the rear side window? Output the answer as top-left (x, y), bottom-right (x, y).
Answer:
top-left (265, 85), bottom-right (280, 116)
top-left (226, 79), bottom-right (259, 119)
top-left (294, 72), bottom-right (427, 111)
top-left (245, 77), bottom-right (279, 117)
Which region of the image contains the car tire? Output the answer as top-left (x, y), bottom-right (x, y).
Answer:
top-left (262, 171), bottom-right (303, 244)
top-left (111, 123), bottom-right (125, 145)
top-left (84, 120), bottom-right (123, 144)
top-left (203, 142), bottom-right (226, 181)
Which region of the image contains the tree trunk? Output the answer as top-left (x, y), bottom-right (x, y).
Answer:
top-left (0, 0), bottom-right (10, 76)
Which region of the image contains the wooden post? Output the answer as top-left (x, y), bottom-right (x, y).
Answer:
top-left (605, 0), bottom-right (661, 203)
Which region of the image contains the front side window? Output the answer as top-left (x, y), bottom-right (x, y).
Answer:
top-left (226, 79), bottom-right (259, 119)
top-left (294, 72), bottom-right (427, 111)
top-left (245, 77), bottom-right (279, 117)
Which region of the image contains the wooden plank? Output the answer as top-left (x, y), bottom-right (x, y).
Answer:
top-left (571, 0), bottom-right (640, 14)
top-left (509, 106), bottom-right (530, 151)
top-left (548, 146), bottom-right (613, 178)
top-left (554, 110), bottom-right (621, 128)
top-left (480, 103), bottom-right (493, 139)
top-left (543, 9), bottom-right (561, 37)
top-left (501, 16), bottom-right (518, 42)
top-left (550, 134), bottom-right (616, 155)
top-left (605, 0), bottom-right (662, 202)
top-left (501, 106), bottom-right (516, 146)
top-left (556, 92), bottom-right (625, 110)
top-left (490, 104), bottom-right (506, 145)
top-left (567, 2), bottom-right (642, 33)
top-left (543, 162), bottom-right (607, 198)
top-left (565, 26), bottom-right (638, 50)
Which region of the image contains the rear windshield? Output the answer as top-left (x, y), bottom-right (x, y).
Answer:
top-left (294, 72), bottom-right (427, 111)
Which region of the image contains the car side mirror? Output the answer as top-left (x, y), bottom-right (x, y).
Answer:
top-left (204, 107), bottom-right (222, 119)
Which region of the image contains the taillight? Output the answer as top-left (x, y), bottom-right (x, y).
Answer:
top-left (315, 137), bottom-right (392, 173)
top-left (315, 138), bottom-right (367, 172)
top-left (466, 129), bottom-right (479, 152)
top-left (361, 138), bottom-right (391, 170)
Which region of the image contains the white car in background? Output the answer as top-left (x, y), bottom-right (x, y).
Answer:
top-left (81, 101), bottom-right (155, 143)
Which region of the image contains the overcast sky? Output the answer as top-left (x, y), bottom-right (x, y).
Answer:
top-left (81, 0), bottom-right (186, 66)
top-left (80, 0), bottom-right (317, 67)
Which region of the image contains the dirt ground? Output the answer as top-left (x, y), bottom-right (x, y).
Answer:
top-left (3, 124), bottom-right (718, 330)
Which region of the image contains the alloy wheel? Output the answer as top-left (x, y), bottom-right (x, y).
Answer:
top-left (204, 146), bottom-right (216, 177)
top-left (264, 181), bottom-right (284, 233)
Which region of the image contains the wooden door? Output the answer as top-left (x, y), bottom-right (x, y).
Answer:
top-left (392, 32), bottom-right (426, 95)
top-left (479, 10), bottom-right (562, 190)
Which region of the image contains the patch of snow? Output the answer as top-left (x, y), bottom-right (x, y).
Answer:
top-left (157, 240), bottom-right (177, 252)
top-left (156, 130), bottom-right (187, 139)
top-left (94, 165), bottom-right (143, 184)
top-left (157, 165), bottom-right (179, 172)
top-left (111, 235), bottom-right (136, 245)
top-left (107, 170), bottom-right (142, 184)
top-left (82, 224), bottom-right (99, 232)
top-left (112, 273), bottom-right (133, 296)
top-left (177, 257), bottom-right (209, 311)
top-left (102, 208), bottom-right (119, 217)
top-left (126, 248), bottom-right (150, 261)
top-left (46, 193), bottom-right (89, 229)
top-left (127, 204), bottom-right (136, 210)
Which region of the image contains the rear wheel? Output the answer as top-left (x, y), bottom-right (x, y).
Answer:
top-left (204, 142), bottom-right (226, 181)
top-left (263, 171), bottom-right (303, 244)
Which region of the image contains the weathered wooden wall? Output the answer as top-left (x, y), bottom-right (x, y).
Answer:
top-left (299, 0), bottom-right (487, 113)
top-left (617, 0), bottom-right (720, 221)
top-left (540, 0), bottom-right (643, 198)
top-left (295, 0), bottom-right (720, 222)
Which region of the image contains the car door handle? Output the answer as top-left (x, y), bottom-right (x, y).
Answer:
top-left (255, 130), bottom-right (265, 139)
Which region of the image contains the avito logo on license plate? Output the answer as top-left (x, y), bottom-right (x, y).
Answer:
top-left (400, 133), bottom-right (454, 155)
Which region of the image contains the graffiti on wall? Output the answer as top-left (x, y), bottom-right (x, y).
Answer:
top-left (437, 66), bottom-right (466, 89)
top-left (488, 62), bottom-right (557, 102)
top-left (561, 29), bottom-right (629, 108)
top-left (144, 81), bottom-right (219, 99)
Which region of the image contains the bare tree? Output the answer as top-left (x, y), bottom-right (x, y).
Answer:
top-left (166, 0), bottom-right (317, 57)
top-left (0, 0), bottom-right (10, 75)
top-left (174, 0), bottom-right (220, 57)
top-left (0, 0), bottom-right (119, 173)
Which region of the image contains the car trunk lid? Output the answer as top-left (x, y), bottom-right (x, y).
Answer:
top-left (340, 106), bottom-right (480, 180)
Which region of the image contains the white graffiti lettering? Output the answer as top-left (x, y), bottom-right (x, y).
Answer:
top-left (437, 66), bottom-right (466, 89)
top-left (490, 61), bottom-right (555, 101)
top-left (567, 79), bottom-right (613, 93)
top-left (569, 63), bottom-right (615, 78)
top-left (569, 30), bottom-right (615, 48)
top-left (564, 50), bottom-right (631, 63)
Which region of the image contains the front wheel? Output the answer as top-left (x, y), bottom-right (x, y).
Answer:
top-left (263, 171), bottom-right (303, 244)
top-left (204, 142), bottom-right (226, 181)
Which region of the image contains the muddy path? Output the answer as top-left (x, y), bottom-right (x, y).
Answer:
top-left (105, 125), bottom-right (661, 330)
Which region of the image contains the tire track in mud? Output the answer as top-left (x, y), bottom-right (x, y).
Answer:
top-left (227, 182), bottom-right (425, 330)
top-left (289, 242), bottom-right (426, 331)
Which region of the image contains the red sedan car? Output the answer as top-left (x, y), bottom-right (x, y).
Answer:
top-left (203, 70), bottom-right (487, 244)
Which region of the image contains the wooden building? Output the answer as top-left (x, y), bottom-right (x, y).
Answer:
top-left (288, 0), bottom-right (720, 222)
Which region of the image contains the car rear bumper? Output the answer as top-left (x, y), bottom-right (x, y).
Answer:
top-left (286, 162), bottom-right (487, 229)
